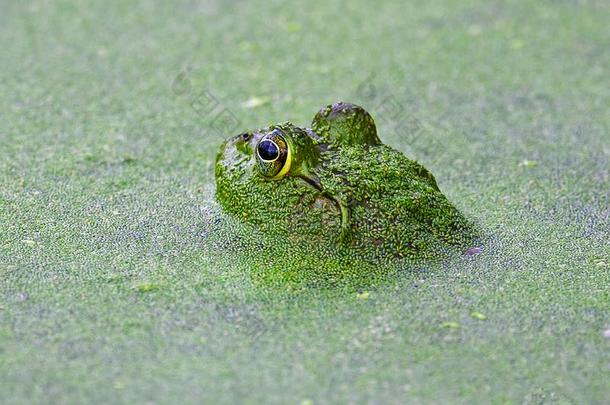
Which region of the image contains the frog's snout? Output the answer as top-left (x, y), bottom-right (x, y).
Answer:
top-left (221, 132), bottom-right (251, 156)
top-left (216, 132), bottom-right (262, 173)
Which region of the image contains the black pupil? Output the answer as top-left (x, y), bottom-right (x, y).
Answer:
top-left (258, 140), bottom-right (279, 161)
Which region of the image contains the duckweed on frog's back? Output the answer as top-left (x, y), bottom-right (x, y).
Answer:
top-left (215, 102), bottom-right (476, 260)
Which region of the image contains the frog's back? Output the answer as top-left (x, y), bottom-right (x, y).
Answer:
top-left (319, 143), bottom-right (475, 257)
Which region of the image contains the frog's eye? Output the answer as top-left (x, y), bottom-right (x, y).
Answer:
top-left (255, 130), bottom-right (291, 179)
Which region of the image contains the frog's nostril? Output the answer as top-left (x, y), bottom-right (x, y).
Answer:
top-left (229, 133), bottom-right (251, 144)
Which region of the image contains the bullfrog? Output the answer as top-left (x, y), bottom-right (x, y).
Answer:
top-left (215, 102), bottom-right (476, 260)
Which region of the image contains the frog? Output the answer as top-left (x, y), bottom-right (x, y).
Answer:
top-left (215, 102), bottom-right (476, 260)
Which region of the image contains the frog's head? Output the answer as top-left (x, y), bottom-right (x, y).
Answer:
top-left (215, 103), bottom-right (383, 243)
top-left (215, 122), bottom-right (342, 240)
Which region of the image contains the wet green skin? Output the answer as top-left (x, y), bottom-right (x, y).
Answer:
top-left (215, 102), bottom-right (476, 260)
